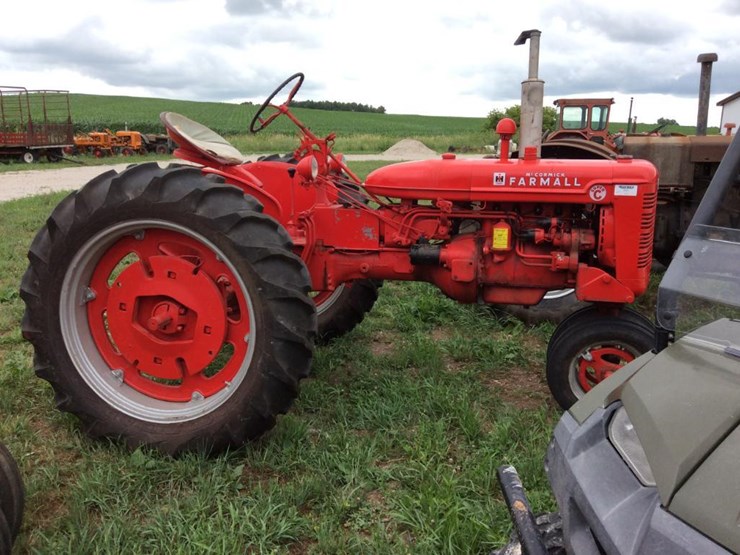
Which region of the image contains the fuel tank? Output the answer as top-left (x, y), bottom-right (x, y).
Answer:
top-left (364, 155), bottom-right (657, 202)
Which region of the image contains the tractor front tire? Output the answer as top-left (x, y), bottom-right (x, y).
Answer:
top-left (21, 163), bottom-right (316, 455)
top-left (546, 306), bottom-right (654, 410)
top-left (314, 280), bottom-right (381, 343)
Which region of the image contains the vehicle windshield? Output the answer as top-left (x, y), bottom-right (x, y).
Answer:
top-left (561, 106), bottom-right (587, 130)
top-left (590, 105), bottom-right (609, 131)
top-left (656, 135), bottom-right (740, 337)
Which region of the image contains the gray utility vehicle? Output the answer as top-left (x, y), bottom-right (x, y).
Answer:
top-left (496, 132), bottom-right (740, 554)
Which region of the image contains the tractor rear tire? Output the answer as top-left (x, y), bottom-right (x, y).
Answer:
top-left (20, 163), bottom-right (316, 455)
top-left (546, 306), bottom-right (654, 410)
top-left (315, 280), bottom-right (382, 343)
top-left (0, 443), bottom-right (23, 541)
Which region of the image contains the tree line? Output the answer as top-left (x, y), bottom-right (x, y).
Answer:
top-left (291, 100), bottom-right (386, 114)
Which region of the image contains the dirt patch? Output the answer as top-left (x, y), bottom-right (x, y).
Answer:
top-left (369, 330), bottom-right (395, 357)
top-left (383, 139), bottom-right (437, 159)
top-left (483, 366), bottom-right (552, 411)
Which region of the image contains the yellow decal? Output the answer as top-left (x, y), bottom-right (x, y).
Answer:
top-left (492, 227), bottom-right (509, 250)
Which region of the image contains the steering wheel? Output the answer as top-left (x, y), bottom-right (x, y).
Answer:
top-left (249, 73), bottom-right (305, 134)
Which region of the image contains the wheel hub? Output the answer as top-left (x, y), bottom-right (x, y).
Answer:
top-left (106, 256), bottom-right (228, 381)
top-left (576, 346), bottom-right (634, 392)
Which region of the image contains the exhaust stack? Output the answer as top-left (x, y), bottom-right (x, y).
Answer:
top-left (696, 53), bottom-right (718, 136)
top-left (515, 29), bottom-right (544, 156)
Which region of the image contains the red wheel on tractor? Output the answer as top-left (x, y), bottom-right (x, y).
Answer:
top-left (545, 305), bottom-right (654, 409)
top-left (21, 163), bottom-right (316, 455)
top-left (93, 148), bottom-right (105, 158)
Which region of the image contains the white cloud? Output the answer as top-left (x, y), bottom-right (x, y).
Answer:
top-left (1, 0), bottom-right (738, 126)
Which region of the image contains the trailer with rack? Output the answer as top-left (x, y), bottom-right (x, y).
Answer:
top-left (0, 87), bottom-right (74, 163)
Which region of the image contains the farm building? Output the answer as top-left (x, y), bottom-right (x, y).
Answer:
top-left (717, 91), bottom-right (740, 135)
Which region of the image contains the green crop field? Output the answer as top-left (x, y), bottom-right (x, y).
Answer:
top-left (69, 93), bottom-right (492, 154)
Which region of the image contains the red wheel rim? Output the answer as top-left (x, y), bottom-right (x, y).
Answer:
top-left (85, 228), bottom-right (250, 402)
top-left (576, 346), bottom-right (635, 393)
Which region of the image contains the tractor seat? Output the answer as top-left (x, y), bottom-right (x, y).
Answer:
top-left (160, 112), bottom-right (248, 166)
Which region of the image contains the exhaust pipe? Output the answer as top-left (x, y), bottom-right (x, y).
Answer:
top-left (696, 53), bottom-right (718, 136)
top-left (515, 29), bottom-right (544, 155)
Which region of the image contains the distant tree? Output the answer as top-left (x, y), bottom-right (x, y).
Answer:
top-left (543, 106), bottom-right (558, 132)
top-left (485, 104), bottom-right (557, 133)
top-left (656, 117), bottom-right (678, 126)
top-left (291, 100), bottom-right (385, 113)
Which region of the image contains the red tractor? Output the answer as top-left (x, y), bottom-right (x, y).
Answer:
top-left (21, 74), bottom-right (657, 454)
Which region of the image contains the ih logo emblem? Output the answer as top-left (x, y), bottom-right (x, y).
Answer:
top-left (493, 172), bottom-right (506, 186)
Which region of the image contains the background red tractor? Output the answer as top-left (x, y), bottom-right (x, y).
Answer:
top-left (21, 73), bottom-right (657, 454)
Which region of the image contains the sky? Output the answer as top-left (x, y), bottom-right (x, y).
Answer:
top-left (1, 0), bottom-right (739, 127)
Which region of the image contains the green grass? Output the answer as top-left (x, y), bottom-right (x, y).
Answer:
top-left (0, 190), bottom-right (566, 554)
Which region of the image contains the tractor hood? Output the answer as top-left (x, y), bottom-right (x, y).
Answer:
top-left (364, 156), bottom-right (657, 202)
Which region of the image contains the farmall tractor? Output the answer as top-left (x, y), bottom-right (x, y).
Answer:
top-left (21, 74), bottom-right (658, 454)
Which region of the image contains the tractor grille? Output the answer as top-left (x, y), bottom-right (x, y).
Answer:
top-left (638, 192), bottom-right (657, 268)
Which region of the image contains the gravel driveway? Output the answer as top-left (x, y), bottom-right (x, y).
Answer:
top-left (0, 163), bottom-right (135, 203)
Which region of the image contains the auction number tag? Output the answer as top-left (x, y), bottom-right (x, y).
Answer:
top-left (615, 184), bottom-right (638, 197)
